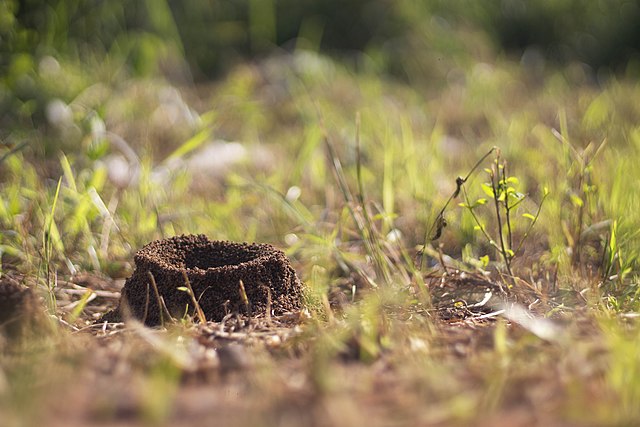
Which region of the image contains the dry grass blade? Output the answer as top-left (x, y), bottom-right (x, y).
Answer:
top-left (147, 271), bottom-right (174, 326)
top-left (322, 124), bottom-right (394, 286)
top-left (182, 271), bottom-right (207, 324)
top-left (238, 280), bottom-right (252, 318)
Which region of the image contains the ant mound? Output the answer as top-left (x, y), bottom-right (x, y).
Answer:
top-left (102, 234), bottom-right (302, 326)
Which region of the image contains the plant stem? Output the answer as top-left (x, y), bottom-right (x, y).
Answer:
top-left (490, 161), bottom-right (514, 279)
top-left (462, 187), bottom-right (501, 252)
top-left (502, 162), bottom-right (513, 250)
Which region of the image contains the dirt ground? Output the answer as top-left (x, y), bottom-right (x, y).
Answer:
top-left (0, 251), bottom-right (621, 427)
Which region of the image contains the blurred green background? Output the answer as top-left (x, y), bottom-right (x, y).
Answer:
top-left (2, 0), bottom-right (640, 132)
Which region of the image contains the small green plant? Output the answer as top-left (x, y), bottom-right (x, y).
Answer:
top-left (459, 150), bottom-right (548, 280)
top-left (419, 147), bottom-right (497, 270)
top-left (422, 147), bottom-right (548, 283)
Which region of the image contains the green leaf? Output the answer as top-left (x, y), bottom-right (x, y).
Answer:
top-left (59, 153), bottom-right (77, 193)
top-left (522, 213), bottom-right (536, 221)
top-left (506, 176), bottom-right (519, 185)
top-left (176, 286), bottom-right (190, 293)
top-left (69, 289), bottom-right (95, 323)
top-left (583, 94), bottom-right (611, 130)
top-left (609, 220), bottom-right (618, 254)
top-left (506, 249), bottom-right (515, 257)
top-left (570, 194), bottom-right (584, 207)
top-left (479, 255), bottom-right (489, 267)
top-left (168, 128), bottom-right (211, 160)
top-left (481, 183), bottom-right (494, 198)
top-left (87, 136), bottom-right (109, 160)
top-left (44, 177), bottom-right (65, 253)
top-left (474, 198), bottom-right (487, 206)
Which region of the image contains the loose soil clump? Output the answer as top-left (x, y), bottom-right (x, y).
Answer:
top-left (102, 235), bottom-right (302, 326)
top-left (0, 275), bottom-right (40, 340)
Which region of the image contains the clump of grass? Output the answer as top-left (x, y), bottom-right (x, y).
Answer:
top-left (322, 118), bottom-right (395, 288)
top-left (552, 122), bottom-right (609, 268)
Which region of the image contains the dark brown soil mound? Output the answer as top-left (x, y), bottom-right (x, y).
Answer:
top-left (102, 235), bottom-right (303, 326)
top-left (0, 276), bottom-right (39, 340)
